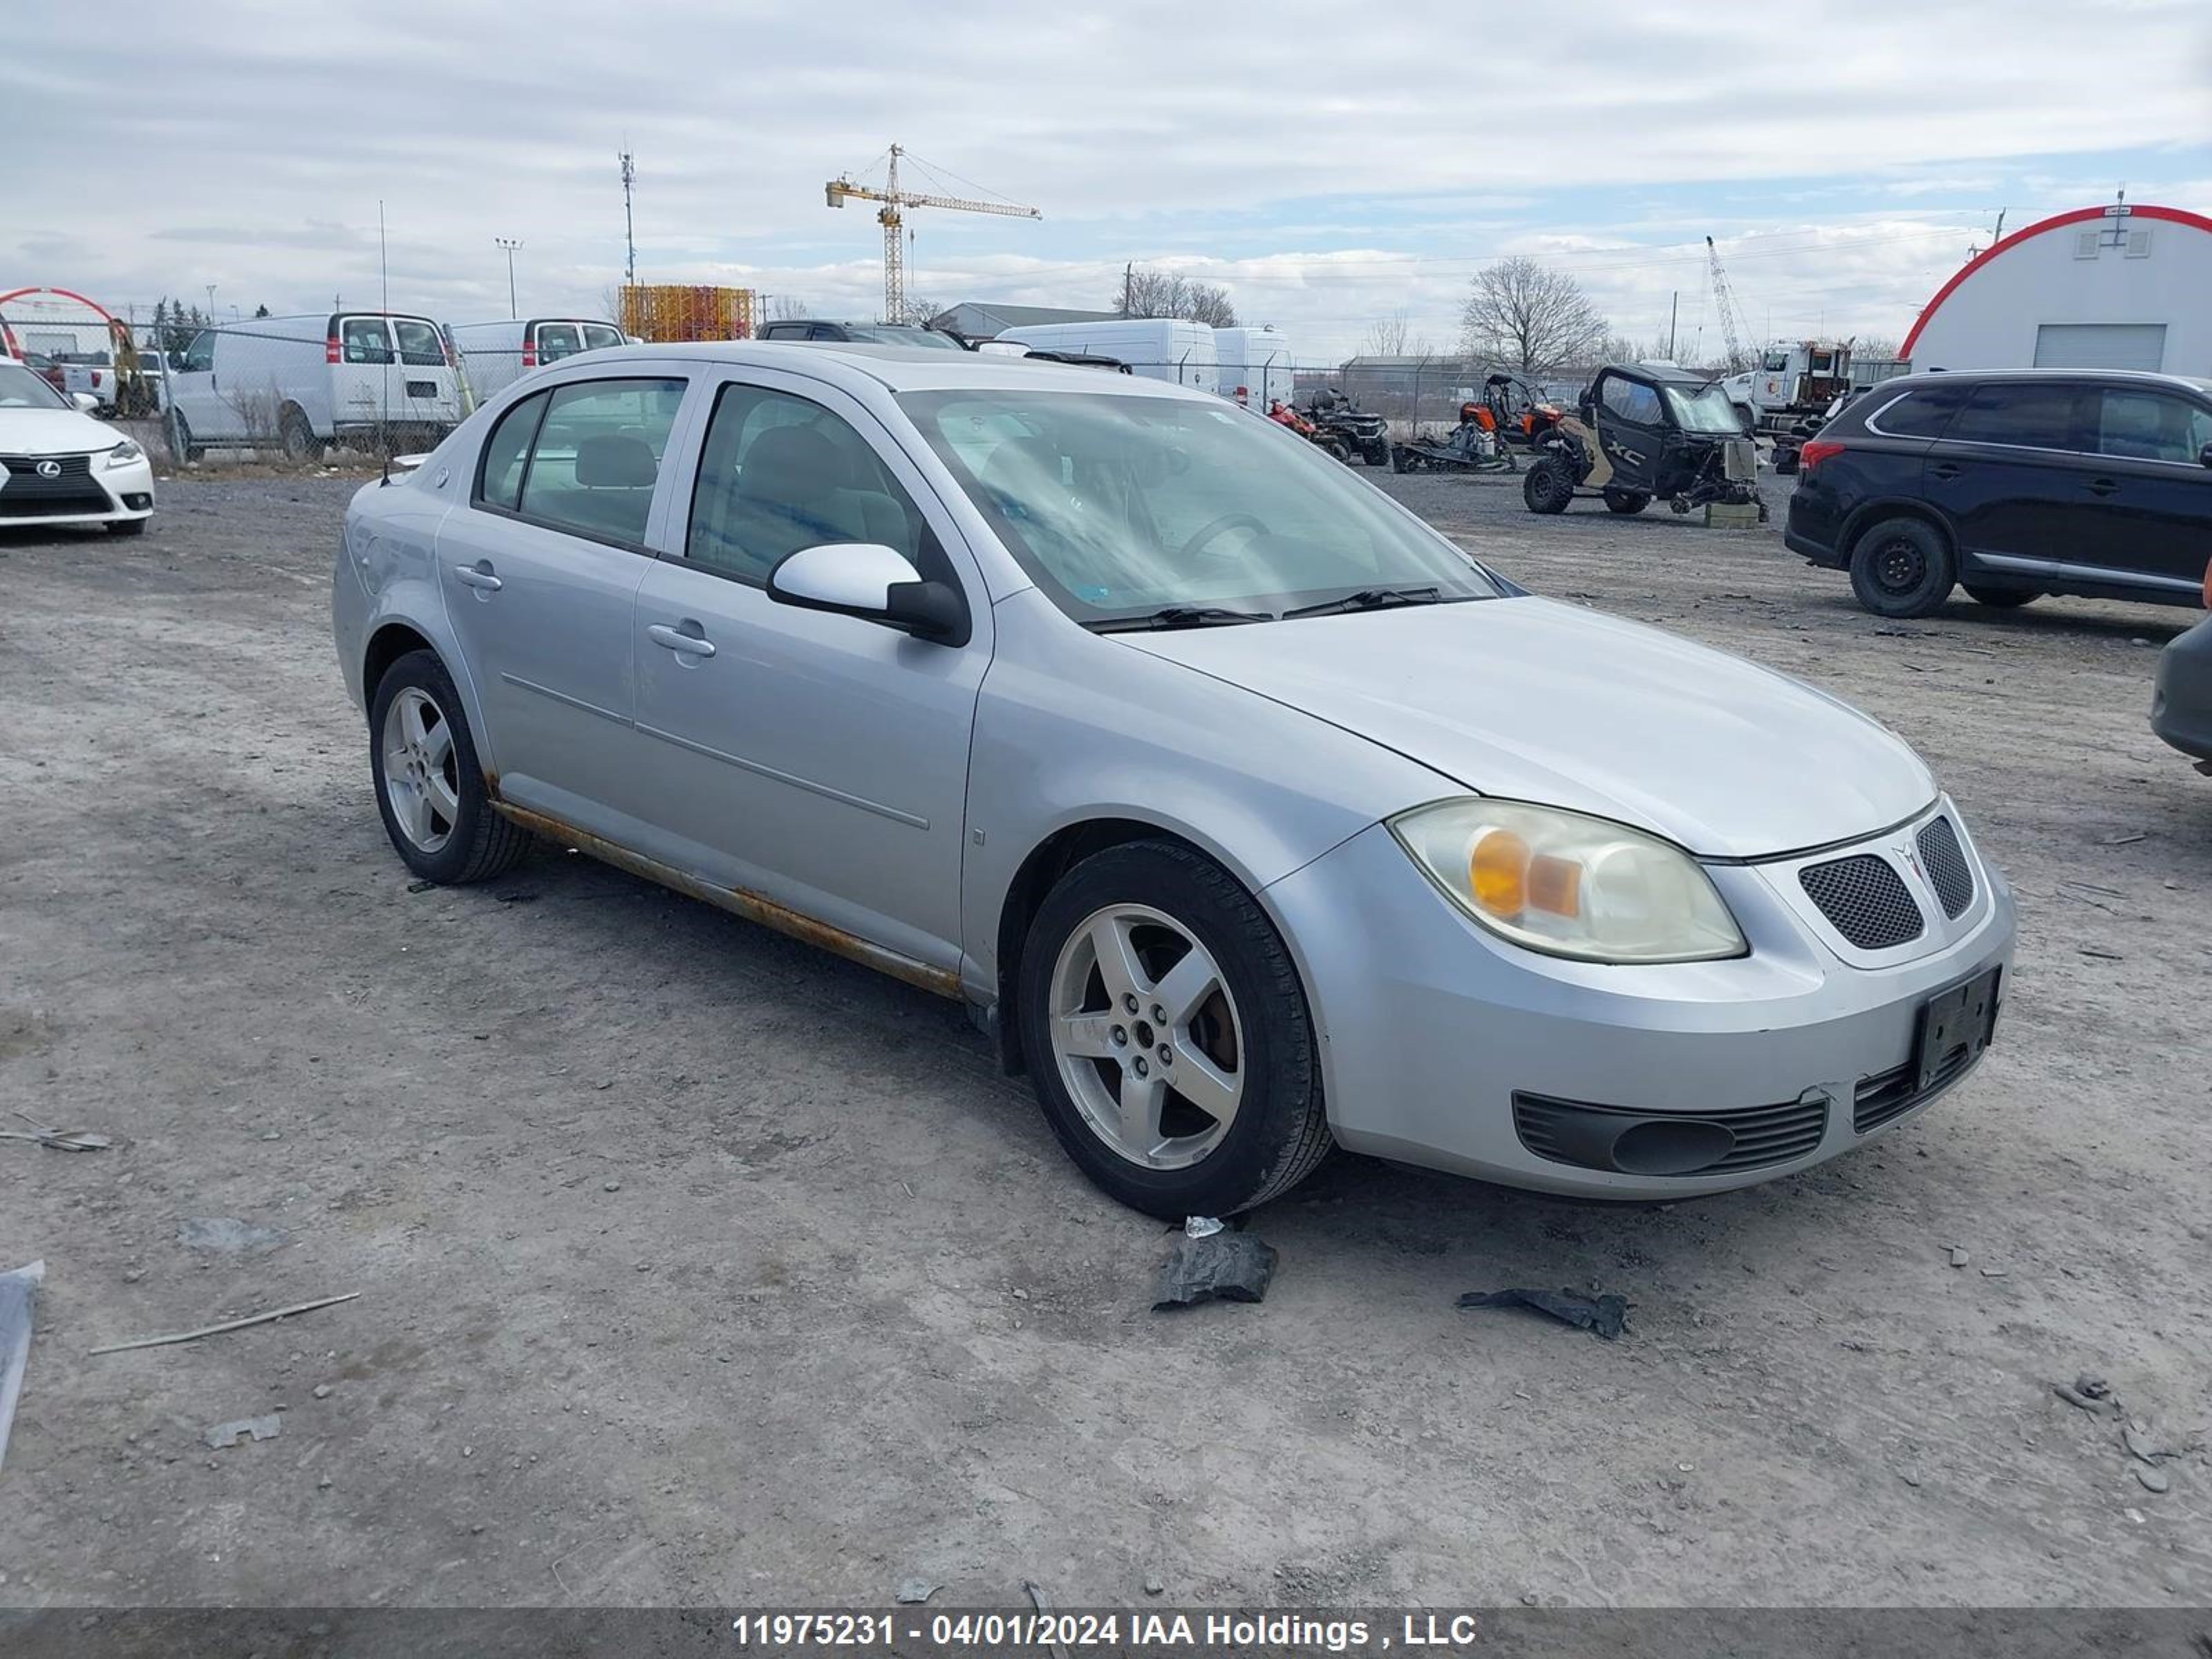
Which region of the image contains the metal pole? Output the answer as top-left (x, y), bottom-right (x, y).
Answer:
top-left (1668, 292), bottom-right (1678, 359)
top-left (496, 238), bottom-right (522, 319)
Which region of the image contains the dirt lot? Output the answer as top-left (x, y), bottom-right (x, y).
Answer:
top-left (1, 467), bottom-right (2206, 1611)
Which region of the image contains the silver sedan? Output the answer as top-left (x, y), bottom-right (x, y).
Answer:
top-left (331, 344), bottom-right (2013, 1217)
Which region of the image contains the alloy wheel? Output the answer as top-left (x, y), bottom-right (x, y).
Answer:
top-left (380, 686), bottom-right (460, 853)
top-left (1049, 903), bottom-right (1246, 1170)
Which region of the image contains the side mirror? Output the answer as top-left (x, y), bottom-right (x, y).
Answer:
top-left (168, 350), bottom-right (186, 372)
top-left (767, 543), bottom-right (966, 645)
top-left (70, 391), bottom-right (100, 413)
top-left (2200, 442), bottom-right (2212, 470)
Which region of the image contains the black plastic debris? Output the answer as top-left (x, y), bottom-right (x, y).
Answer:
top-left (1458, 1286), bottom-right (1629, 1340)
top-left (1153, 1225), bottom-right (1277, 1311)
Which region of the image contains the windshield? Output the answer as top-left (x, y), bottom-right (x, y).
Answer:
top-left (851, 326), bottom-right (964, 350)
top-left (901, 388), bottom-right (1506, 624)
top-left (1665, 383), bottom-right (1749, 435)
top-left (0, 362), bottom-right (68, 409)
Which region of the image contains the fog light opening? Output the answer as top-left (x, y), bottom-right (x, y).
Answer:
top-left (1610, 1118), bottom-right (1736, 1177)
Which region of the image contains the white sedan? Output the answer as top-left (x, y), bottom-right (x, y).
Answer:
top-left (0, 359), bottom-right (155, 534)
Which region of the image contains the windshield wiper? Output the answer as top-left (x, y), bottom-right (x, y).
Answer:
top-left (1280, 585), bottom-right (1444, 619)
top-left (1091, 605), bottom-right (1275, 632)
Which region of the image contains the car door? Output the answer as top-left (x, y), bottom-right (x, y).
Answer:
top-left (332, 316), bottom-right (397, 433)
top-left (433, 371), bottom-right (693, 838)
top-left (1591, 371), bottom-right (1667, 494)
top-left (167, 328), bottom-right (233, 440)
top-left (2083, 384), bottom-right (2212, 594)
top-left (1922, 379), bottom-right (2093, 572)
top-left (628, 369), bottom-right (990, 974)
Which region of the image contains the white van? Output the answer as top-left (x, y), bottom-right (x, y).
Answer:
top-left (166, 312), bottom-right (464, 460)
top-left (445, 317), bottom-right (628, 402)
top-left (1212, 326), bottom-right (1294, 411)
top-left (994, 319), bottom-right (1219, 395)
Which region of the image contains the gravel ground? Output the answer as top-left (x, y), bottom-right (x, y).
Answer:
top-left (0, 469), bottom-right (2206, 1611)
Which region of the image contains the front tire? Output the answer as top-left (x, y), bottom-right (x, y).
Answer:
top-left (109, 518), bottom-right (148, 536)
top-left (368, 649), bottom-right (532, 884)
top-left (1965, 584), bottom-right (2040, 608)
top-left (1018, 841), bottom-right (1331, 1219)
top-left (1848, 516), bottom-right (1956, 618)
top-left (1523, 458), bottom-right (1575, 514)
top-left (171, 413), bottom-right (205, 463)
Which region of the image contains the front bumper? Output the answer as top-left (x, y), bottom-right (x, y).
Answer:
top-left (2150, 612), bottom-right (2212, 765)
top-left (1265, 801), bottom-right (2015, 1198)
top-left (0, 451), bottom-right (155, 527)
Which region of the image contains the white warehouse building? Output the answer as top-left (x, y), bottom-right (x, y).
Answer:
top-left (1902, 201), bottom-right (2212, 377)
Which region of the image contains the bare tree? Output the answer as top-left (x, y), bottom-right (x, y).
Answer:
top-left (1362, 308), bottom-right (1413, 357)
top-left (1461, 257), bottom-right (1610, 377)
top-left (766, 294), bottom-right (811, 321)
top-left (900, 295), bottom-right (944, 327)
top-left (1853, 334), bottom-right (1902, 361)
top-left (1113, 268), bottom-right (1238, 328)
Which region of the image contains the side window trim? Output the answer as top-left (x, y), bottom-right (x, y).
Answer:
top-left (472, 388), bottom-right (550, 509)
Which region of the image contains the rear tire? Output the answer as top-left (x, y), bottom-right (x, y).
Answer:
top-left (279, 406), bottom-right (326, 463)
top-left (1018, 840), bottom-right (1331, 1219)
top-left (1965, 584), bottom-right (2040, 608)
top-left (1602, 488), bottom-right (1650, 515)
top-left (1523, 458), bottom-right (1575, 514)
top-left (1848, 516), bottom-right (1956, 618)
top-left (368, 649), bottom-right (532, 885)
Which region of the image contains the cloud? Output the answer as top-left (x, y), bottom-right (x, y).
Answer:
top-left (1, 0), bottom-right (2206, 355)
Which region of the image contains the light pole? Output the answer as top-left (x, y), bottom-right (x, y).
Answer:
top-left (494, 238), bottom-right (523, 319)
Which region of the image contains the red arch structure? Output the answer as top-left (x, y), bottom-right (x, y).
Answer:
top-left (0, 285), bottom-right (124, 357)
top-left (1900, 204), bottom-right (2212, 359)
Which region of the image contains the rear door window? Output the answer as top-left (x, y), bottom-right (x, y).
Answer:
top-left (393, 319), bottom-right (446, 367)
top-left (535, 324), bottom-right (583, 362)
top-left (581, 324), bottom-right (624, 352)
top-left (511, 377), bottom-right (687, 547)
top-left (2094, 389), bottom-right (2212, 465)
top-left (1945, 383), bottom-right (2088, 452)
top-left (339, 318), bottom-right (393, 365)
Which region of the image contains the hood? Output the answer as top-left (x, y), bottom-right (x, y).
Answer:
top-left (0, 406), bottom-right (122, 457)
top-left (1119, 596), bottom-right (1933, 859)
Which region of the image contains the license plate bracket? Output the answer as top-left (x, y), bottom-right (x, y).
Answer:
top-left (1914, 965), bottom-right (2001, 1093)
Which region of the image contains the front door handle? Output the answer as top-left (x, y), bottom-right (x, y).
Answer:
top-left (2086, 477), bottom-right (2121, 496)
top-left (1929, 462), bottom-right (1962, 481)
top-left (647, 621), bottom-right (716, 658)
top-left (453, 561), bottom-right (503, 592)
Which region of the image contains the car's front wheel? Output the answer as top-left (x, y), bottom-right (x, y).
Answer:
top-left (368, 649), bottom-right (532, 884)
top-left (1018, 841), bottom-right (1331, 1219)
top-left (1848, 516), bottom-right (1956, 617)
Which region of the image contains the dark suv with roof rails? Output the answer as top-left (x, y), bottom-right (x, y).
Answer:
top-left (1784, 369), bottom-right (2212, 618)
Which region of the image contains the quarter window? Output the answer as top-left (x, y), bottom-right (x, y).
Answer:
top-left (2094, 389), bottom-right (2212, 465)
top-left (686, 383), bottom-right (924, 586)
top-left (475, 377), bottom-right (686, 547)
top-left (1864, 388), bottom-right (1958, 439)
top-left (1944, 384), bottom-right (2087, 451)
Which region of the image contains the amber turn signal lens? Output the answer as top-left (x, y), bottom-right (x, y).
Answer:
top-left (1469, 828), bottom-right (1530, 917)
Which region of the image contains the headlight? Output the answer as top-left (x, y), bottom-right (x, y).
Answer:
top-left (104, 440), bottom-right (143, 469)
top-left (1389, 798), bottom-right (1745, 964)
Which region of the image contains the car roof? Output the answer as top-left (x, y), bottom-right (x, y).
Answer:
top-left (1878, 367), bottom-right (2212, 396)
top-left (580, 339), bottom-right (1218, 399)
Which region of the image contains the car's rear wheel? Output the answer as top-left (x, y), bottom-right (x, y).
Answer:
top-left (1523, 458), bottom-right (1575, 514)
top-left (1018, 841), bottom-right (1330, 1219)
top-left (368, 649), bottom-right (532, 884)
top-left (1848, 516), bottom-right (1956, 618)
top-left (279, 406), bottom-right (326, 463)
top-left (1964, 584), bottom-right (2041, 608)
top-left (1603, 488), bottom-right (1650, 515)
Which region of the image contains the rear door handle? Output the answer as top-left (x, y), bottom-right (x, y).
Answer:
top-left (453, 562), bottom-right (503, 591)
top-left (1929, 462), bottom-right (1962, 481)
top-left (2086, 478), bottom-right (2121, 496)
top-left (647, 621), bottom-right (716, 658)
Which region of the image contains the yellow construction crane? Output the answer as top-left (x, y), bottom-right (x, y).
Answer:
top-left (825, 144), bottom-right (1040, 324)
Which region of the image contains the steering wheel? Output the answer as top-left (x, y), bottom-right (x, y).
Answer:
top-left (1177, 512), bottom-right (1268, 561)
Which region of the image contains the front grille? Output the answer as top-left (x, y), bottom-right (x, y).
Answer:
top-left (1915, 816), bottom-right (1975, 918)
top-left (1854, 1042), bottom-right (1981, 1134)
top-left (1800, 854), bottom-right (1924, 950)
top-left (1514, 1092), bottom-right (1828, 1175)
top-left (0, 453), bottom-right (95, 496)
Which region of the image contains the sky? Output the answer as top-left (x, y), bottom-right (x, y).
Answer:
top-left (6, 0), bottom-right (2209, 362)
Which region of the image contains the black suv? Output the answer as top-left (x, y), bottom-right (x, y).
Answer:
top-left (1784, 370), bottom-right (2212, 617)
